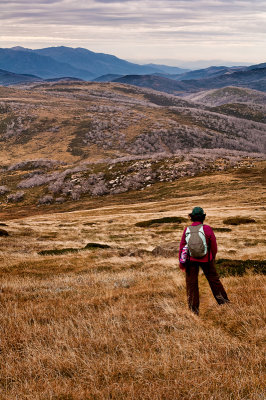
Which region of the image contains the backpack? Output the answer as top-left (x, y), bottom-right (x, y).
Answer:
top-left (185, 224), bottom-right (208, 258)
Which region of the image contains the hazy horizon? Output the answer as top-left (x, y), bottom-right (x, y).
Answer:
top-left (1, 45), bottom-right (259, 70)
top-left (1, 0), bottom-right (265, 66)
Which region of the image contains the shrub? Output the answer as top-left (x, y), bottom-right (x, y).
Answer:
top-left (55, 197), bottom-right (66, 203)
top-left (91, 182), bottom-right (109, 196)
top-left (0, 186), bottom-right (9, 195)
top-left (136, 217), bottom-right (187, 228)
top-left (0, 229), bottom-right (9, 237)
top-left (7, 191), bottom-right (25, 203)
top-left (38, 195), bottom-right (54, 205)
top-left (223, 217), bottom-right (256, 225)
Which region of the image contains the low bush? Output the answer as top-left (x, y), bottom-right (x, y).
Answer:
top-left (38, 195), bottom-right (54, 205)
top-left (7, 191), bottom-right (25, 203)
top-left (0, 229), bottom-right (9, 236)
top-left (223, 217), bottom-right (256, 225)
top-left (216, 259), bottom-right (265, 276)
top-left (0, 186), bottom-right (9, 195)
top-left (135, 216), bottom-right (186, 228)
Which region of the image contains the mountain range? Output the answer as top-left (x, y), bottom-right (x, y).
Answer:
top-left (0, 46), bottom-right (186, 81)
top-left (0, 46), bottom-right (265, 95)
top-left (113, 67), bottom-right (266, 94)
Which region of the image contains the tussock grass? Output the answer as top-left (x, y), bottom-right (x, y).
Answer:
top-left (0, 252), bottom-right (265, 399)
top-left (0, 170), bottom-right (265, 399)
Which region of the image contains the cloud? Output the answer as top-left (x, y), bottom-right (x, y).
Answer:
top-left (0, 0), bottom-right (265, 63)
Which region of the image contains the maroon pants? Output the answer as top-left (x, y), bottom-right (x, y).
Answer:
top-left (185, 260), bottom-right (229, 314)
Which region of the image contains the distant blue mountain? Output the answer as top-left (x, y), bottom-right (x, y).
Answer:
top-left (172, 66), bottom-right (245, 81)
top-left (0, 46), bottom-right (175, 81)
top-left (0, 48), bottom-right (94, 80)
top-left (93, 74), bottom-right (123, 82)
top-left (143, 63), bottom-right (188, 75)
top-left (0, 68), bottom-right (43, 85)
top-left (34, 46), bottom-right (161, 77)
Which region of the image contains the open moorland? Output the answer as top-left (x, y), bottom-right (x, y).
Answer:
top-left (0, 81), bottom-right (265, 217)
top-left (0, 159), bottom-right (265, 399)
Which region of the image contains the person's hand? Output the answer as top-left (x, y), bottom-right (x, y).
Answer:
top-left (179, 263), bottom-right (186, 271)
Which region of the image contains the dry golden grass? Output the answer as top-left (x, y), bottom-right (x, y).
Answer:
top-left (0, 168), bottom-right (265, 399)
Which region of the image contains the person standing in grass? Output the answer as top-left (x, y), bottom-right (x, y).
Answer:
top-left (179, 206), bottom-right (229, 315)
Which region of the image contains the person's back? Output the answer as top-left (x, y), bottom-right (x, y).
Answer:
top-left (179, 207), bottom-right (229, 315)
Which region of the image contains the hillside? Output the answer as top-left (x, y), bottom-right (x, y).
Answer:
top-left (0, 81), bottom-right (265, 213)
top-left (0, 81), bottom-right (265, 164)
top-left (0, 161), bottom-right (265, 399)
top-left (184, 87), bottom-right (266, 106)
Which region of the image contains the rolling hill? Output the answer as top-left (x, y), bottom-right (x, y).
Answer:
top-left (114, 67), bottom-right (266, 94)
top-left (0, 80), bottom-right (265, 212)
top-left (0, 69), bottom-right (43, 85)
top-left (184, 87), bottom-right (266, 106)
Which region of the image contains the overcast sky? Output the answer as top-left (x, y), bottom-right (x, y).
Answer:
top-left (0, 0), bottom-right (265, 66)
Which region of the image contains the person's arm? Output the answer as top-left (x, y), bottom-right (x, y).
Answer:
top-left (209, 227), bottom-right (217, 259)
top-left (179, 228), bottom-right (187, 270)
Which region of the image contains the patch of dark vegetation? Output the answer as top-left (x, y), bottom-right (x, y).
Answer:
top-left (143, 93), bottom-right (189, 107)
top-left (38, 242), bottom-right (111, 256)
top-left (135, 216), bottom-right (186, 228)
top-left (68, 120), bottom-right (92, 157)
top-left (223, 217), bottom-right (256, 225)
top-left (216, 259), bottom-right (266, 276)
top-left (0, 229), bottom-right (9, 237)
top-left (213, 104), bottom-right (266, 123)
top-left (213, 227), bottom-right (232, 232)
top-left (84, 243), bottom-right (111, 249)
top-left (114, 86), bottom-right (142, 95)
top-left (38, 248), bottom-right (79, 256)
top-left (0, 223), bottom-right (8, 226)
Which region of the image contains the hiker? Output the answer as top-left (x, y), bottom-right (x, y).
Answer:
top-left (179, 207), bottom-right (229, 315)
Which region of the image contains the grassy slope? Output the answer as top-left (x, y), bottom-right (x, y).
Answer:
top-left (0, 82), bottom-right (265, 165)
top-left (0, 164), bottom-right (265, 399)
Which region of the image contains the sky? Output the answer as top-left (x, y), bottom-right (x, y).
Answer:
top-left (0, 0), bottom-right (266, 66)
